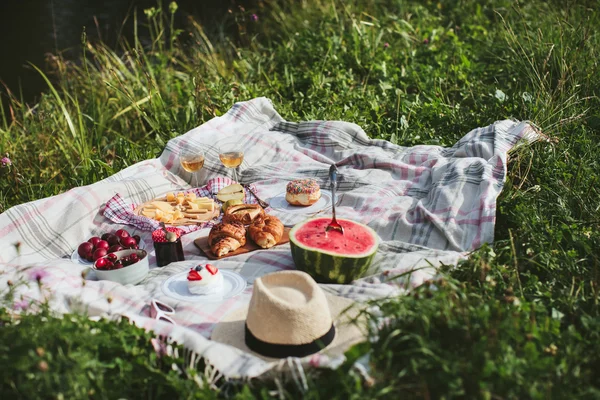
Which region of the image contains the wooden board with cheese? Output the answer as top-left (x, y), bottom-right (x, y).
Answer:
top-left (133, 191), bottom-right (220, 226)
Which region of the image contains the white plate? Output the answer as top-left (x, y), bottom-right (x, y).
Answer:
top-left (269, 190), bottom-right (332, 214)
top-left (71, 240), bottom-right (146, 265)
top-left (161, 269), bottom-right (246, 303)
top-left (71, 250), bottom-right (94, 265)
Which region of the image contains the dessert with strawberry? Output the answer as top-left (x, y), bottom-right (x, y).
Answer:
top-left (187, 264), bottom-right (223, 295)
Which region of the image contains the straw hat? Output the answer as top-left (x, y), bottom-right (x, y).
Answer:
top-left (211, 270), bottom-right (365, 359)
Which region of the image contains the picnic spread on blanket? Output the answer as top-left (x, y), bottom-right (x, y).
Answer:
top-left (0, 97), bottom-right (538, 378)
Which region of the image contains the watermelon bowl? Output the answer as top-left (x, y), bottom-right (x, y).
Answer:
top-left (289, 217), bottom-right (379, 284)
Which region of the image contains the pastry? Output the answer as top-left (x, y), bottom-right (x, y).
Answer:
top-left (223, 203), bottom-right (265, 225)
top-left (187, 264), bottom-right (223, 295)
top-left (248, 215), bottom-right (284, 249)
top-left (208, 221), bottom-right (247, 257)
top-left (285, 179), bottom-right (321, 206)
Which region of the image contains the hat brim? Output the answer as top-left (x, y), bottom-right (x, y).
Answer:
top-left (211, 294), bottom-right (365, 361)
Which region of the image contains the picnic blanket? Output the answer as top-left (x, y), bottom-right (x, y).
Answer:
top-left (0, 97), bottom-right (538, 379)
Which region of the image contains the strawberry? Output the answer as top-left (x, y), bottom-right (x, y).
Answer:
top-left (187, 268), bottom-right (203, 281)
top-left (151, 230), bottom-right (168, 243)
top-left (152, 227), bottom-right (183, 243)
top-left (205, 264), bottom-right (218, 275)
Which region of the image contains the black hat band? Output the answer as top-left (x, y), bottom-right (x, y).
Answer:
top-left (245, 323), bottom-right (336, 358)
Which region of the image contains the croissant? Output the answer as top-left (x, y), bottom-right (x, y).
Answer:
top-left (223, 204), bottom-right (265, 225)
top-left (209, 222), bottom-right (247, 257)
top-left (248, 215), bottom-right (284, 249)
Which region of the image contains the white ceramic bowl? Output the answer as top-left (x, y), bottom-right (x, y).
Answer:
top-left (92, 249), bottom-right (149, 285)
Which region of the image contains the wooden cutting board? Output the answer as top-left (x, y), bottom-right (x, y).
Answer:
top-left (194, 227), bottom-right (291, 260)
top-left (133, 197), bottom-right (220, 226)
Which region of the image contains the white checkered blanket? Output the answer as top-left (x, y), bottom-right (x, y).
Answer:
top-left (0, 97), bottom-right (538, 378)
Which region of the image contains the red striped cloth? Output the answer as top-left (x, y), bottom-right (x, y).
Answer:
top-left (0, 97), bottom-right (540, 379)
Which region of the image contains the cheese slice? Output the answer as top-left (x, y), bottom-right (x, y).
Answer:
top-left (186, 209), bottom-right (208, 214)
top-left (141, 209), bottom-right (156, 218)
top-left (161, 214), bottom-right (174, 223)
top-left (151, 201), bottom-right (175, 213)
top-left (192, 197), bottom-right (213, 204)
top-left (196, 201), bottom-right (214, 211)
top-left (190, 197), bottom-right (213, 208)
top-left (166, 192), bottom-right (176, 202)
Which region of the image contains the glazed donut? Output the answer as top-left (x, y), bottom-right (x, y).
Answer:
top-left (285, 179), bottom-right (321, 206)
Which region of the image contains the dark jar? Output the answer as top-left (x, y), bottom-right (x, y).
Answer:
top-left (153, 239), bottom-right (185, 267)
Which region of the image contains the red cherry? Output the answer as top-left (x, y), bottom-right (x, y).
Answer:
top-left (78, 242), bottom-right (94, 259)
top-left (121, 236), bottom-right (137, 249)
top-left (107, 253), bottom-right (118, 262)
top-left (115, 229), bottom-right (130, 240)
top-left (113, 261), bottom-right (124, 269)
top-left (132, 235), bottom-right (141, 244)
top-left (93, 248), bottom-right (108, 261)
top-left (95, 240), bottom-right (110, 250)
top-left (106, 235), bottom-right (120, 246)
top-left (95, 257), bottom-right (109, 270)
top-left (129, 253), bottom-right (139, 264)
top-left (86, 254), bottom-right (95, 262)
top-left (108, 245), bottom-right (123, 253)
top-left (101, 233), bottom-right (112, 241)
top-left (88, 237), bottom-right (101, 247)
top-left (105, 261), bottom-right (114, 270)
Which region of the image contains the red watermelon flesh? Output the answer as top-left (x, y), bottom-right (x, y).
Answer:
top-left (292, 217), bottom-right (377, 256)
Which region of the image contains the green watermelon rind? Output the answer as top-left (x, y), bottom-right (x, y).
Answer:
top-left (289, 218), bottom-right (379, 284)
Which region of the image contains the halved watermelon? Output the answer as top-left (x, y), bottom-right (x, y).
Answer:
top-left (289, 217), bottom-right (378, 284)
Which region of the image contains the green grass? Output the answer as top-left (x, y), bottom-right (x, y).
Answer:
top-left (2, 0), bottom-right (600, 398)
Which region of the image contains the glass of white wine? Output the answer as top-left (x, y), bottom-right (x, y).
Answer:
top-left (180, 147), bottom-right (205, 188)
top-left (218, 142), bottom-right (244, 183)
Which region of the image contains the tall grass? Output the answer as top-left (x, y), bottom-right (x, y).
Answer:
top-left (1, 0), bottom-right (600, 397)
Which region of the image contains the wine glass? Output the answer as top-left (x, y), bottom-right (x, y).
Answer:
top-left (218, 142), bottom-right (244, 183)
top-left (179, 147), bottom-right (205, 188)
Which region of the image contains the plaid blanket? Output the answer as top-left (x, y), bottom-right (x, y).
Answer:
top-left (0, 97), bottom-right (538, 378)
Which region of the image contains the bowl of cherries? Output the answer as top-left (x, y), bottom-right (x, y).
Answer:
top-left (75, 229), bottom-right (142, 264)
top-left (92, 249), bottom-right (149, 285)
top-left (92, 249), bottom-right (150, 285)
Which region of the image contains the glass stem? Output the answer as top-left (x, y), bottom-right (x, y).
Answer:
top-left (231, 167), bottom-right (238, 183)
